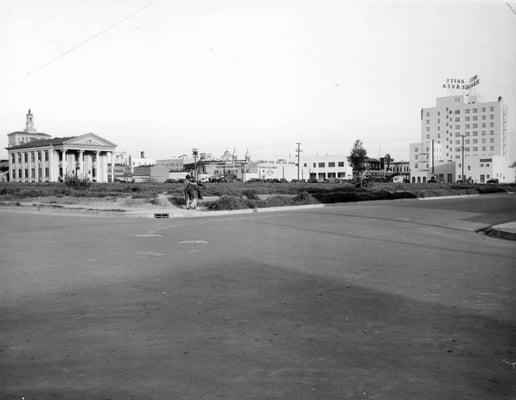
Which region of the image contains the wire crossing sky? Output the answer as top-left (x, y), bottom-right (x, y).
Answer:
top-left (1, 1), bottom-right (515, 162)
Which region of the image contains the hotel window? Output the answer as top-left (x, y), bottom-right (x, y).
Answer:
top-left (437, 111), bottom-right (440, 116)
top-left (482, 115), bottom-right (486, 120)
top-left (473, 124), bottom-right (478, 128)
top-left (303, 163), bottom-right (307, 167)
top-left (472, 132), bottom-right (477, 136)
top-left (414, 163), bottom-right (418, 169)
top-left (455, 140), bottom-right (460, 144)
top-left (473, 147), bottom-right (478, 151)
top-left (465, 147), bottom-right (470, 152)
top-left (426, 112), bottom-right (430, 117)
top-left (454, 110), bottom-right (460, 114)
top-left (338, 161), bottom-right (344, 167)
top-left (312, 163), bottom-right (316, 168)
top-left (473, 108), bottom-right (477, 113)
top-left (465, 109), bottom-right (470, 114)
top-left (426, 127), bottom-right (430, 132)
top-left (490, 114), bottom-right (494, 119)
top-left (318, 162), bottom-right (325, 168)
top-left (45, 150), bottom-right (49, 160)
top-left (473, 139), bottom-right (478, 144)
top-left (465, 124), bottom-right (470, 129)
top-left (482, 138), bottom-right (486, 143)
top-left (490, 106), bottom-right (494, 111)
top-left (426, 134), bottom-right (430, 139)
top-left (482, 146), bottom-right (486, 151)
top-left (473, 116), bottom-right (477, 121)
top-left (31, 153), bottom-right (35, 162)
top-left (437, 118), bottom-right (440, 123)
top-left (328, 162), bottom-right (335, 167)
top-left (454, 117), bottom-right (460, 122)
top-left (437, 126), bottom-right (440, 131)
top-left (455, 125), bottom-right (460, 129)
top-left (415, 155), bottom-right (418, 160)
top-left (482, 123), bottom-right (486, 128)
top-left (490, 130), bottom-right (494, 134)
top-left (490, 138), bottom-right (494, 143)
top-left (465, 132), bottom-right (470, 136)
top-left (465, 139), bottom-right (470, 144)
top-left (482, 107), bottom-right (486, 112)
top-left (490, 122), bottom-right (494, 127)
top-left (490, 146), bottom-right (494, 151)
top-left (24, 154), bottom-right (28, 162)
top-left (465, 116), bottom-right (470, 121)
top-left (455, 147), bottom-right (461, 152)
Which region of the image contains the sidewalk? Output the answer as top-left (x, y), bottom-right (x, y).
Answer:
top-left (487, 221), bottom-right (516, 241)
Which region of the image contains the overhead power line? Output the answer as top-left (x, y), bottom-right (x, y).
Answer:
top-left (0, 1), bottom-right (154, 93)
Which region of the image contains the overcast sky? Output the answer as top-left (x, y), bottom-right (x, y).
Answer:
top-left (1, 0), bottom-right (515, 162)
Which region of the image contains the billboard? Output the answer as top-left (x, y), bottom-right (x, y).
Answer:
top-left (442, 75), bottom-right (479, 91)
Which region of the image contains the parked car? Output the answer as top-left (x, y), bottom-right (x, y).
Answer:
top-left (486, 178), bottom-right (499, 184)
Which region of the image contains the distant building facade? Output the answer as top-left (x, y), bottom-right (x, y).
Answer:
top-left (409, 86), bottom-right (513, 183)
top-left (301, 155), bottom-right (353, 181)
top-left (5, 110), bottom-right (117, 183)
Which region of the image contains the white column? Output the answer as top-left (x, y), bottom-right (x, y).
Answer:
top-left (95, 151), bottom-right (100, 182)
top-left (26, 152), bottom-right (31, 182)
top-left (39, 150), bottom-right (45, 181)
top-left (48, 148), bottom-right (54, 181)
top-left (9, 152), bottom-right (14, 181)
top-left (62, 149), bottom-right (67, 179)
top-left (79, 150), bottom-right (84, 179)
top-left (34, 152), bottom-right (39, 182)
top-left (110, 152), bottom-right (114, 183)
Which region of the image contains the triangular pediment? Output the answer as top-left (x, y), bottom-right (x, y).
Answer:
top-left (64, 133), bottom-right (117, 148)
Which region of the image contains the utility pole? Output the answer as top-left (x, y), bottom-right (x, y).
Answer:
top-left (192, 148), bottom-right (198, 180)
top-left (295, 142), bottom-right (302, 181)
top-left (461, 135), bottom-right (465, 182)
top-left (431, 139), bottom-right (434, 175)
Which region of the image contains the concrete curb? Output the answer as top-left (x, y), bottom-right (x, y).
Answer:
top-left (127, 203), bottom-right (326, 219)
top-left (417, 194), bottom-right (480, 201)
top-left (484, 222), bottom-right (516, 241)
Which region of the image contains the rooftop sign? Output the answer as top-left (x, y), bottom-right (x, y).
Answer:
top-left (442, 75), bottom-right (479, 90)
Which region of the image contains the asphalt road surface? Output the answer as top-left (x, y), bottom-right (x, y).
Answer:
top-left (1, 194), bottom-right (515, 399)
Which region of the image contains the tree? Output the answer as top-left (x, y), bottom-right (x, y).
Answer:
top-left (384, 153), bottom-right (393, 172)
top-left (349, 140), bottom-right (367, 177)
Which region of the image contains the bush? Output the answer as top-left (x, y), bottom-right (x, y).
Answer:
top-left (207, 195), bottom-right (249, 210)
top-left (65, 176), bottom-right (91, 190)
top-left (242, 189), bottom-right (259, 200)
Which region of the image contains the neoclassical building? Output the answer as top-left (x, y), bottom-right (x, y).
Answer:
top-left (6, 110), bottom-right (117, 183)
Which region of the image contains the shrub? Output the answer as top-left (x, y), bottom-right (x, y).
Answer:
top-left (263, 196), bottom-right (295, 207)
top-left (65, 176), bottom-right (91, 190)
top-left (242, 189), bottom-right (259, 200)
top-left (207, 195), bottom-right (249, 210)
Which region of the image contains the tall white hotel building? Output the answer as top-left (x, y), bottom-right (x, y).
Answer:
top-left (409, 82), bottom-right (513, 183)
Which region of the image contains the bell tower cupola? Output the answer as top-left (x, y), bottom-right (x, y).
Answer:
top-left (24, 108), bottom-right (37, 133)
